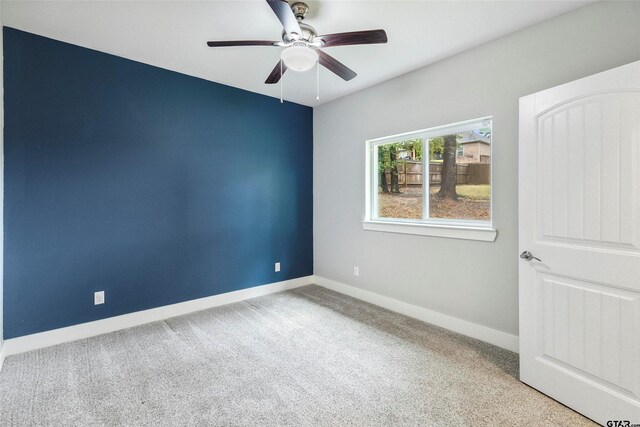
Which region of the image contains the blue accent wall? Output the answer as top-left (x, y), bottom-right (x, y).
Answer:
top-left (3, 27), bottom-right (313, 338)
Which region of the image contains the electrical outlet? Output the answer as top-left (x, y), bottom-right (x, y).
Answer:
top-left (94, 291), bottom-right (105, 305)
top-left (354, 266), bottom-right (359, 276)
top-left (275, 262), bottom-right (281, 272)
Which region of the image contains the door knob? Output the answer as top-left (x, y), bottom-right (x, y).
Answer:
top-left (520, 251), bottom-right (542, 262)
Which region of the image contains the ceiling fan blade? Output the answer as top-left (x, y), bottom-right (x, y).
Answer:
top-left (318, 29), bottom-right (388, 47)
top-left (265, 60), bottom-right (287, 84)
top-left (207, 40), bottom-right (279, 47)
top-left (317, 50), bottom-right (357, 81)
top-left (266, 0), bottom-right (302, 37)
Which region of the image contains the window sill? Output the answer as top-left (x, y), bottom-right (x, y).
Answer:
top-left (362, 220), bottom-right (497, 242)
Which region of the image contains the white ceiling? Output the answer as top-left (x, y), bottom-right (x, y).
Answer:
top-left (2, 0), bottom-right (592, 107)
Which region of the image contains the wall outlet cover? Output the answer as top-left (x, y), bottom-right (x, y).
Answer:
top-left (94, 291), bottom-right (105, 305)
top-left (275, 262), bottom-right (281, 272)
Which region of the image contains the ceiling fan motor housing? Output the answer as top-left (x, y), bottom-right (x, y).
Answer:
top-left (282, 21), bottom-right (318, 44)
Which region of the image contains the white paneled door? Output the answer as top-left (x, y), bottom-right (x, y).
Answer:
top-left (519, 60), bottom-right (640, 425)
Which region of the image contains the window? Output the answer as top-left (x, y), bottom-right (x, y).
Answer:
top-left (364, 117), bottom-right (495, 241)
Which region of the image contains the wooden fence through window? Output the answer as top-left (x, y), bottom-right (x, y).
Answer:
top-left (384, 161), bottom-right (490, 186)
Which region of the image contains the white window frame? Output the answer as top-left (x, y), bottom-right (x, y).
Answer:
top-left (363, 117), bottom-right (497, 242)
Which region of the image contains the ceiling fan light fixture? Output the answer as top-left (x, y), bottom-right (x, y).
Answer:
top-left (281, 45), bottom-right (318, 72)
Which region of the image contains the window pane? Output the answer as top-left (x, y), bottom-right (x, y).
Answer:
top-left (376, 139), bottom-right (424, 220)
top-left (428, 123), bottom-right (491, 221)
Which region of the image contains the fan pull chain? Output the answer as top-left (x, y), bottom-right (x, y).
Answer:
top-left (316, 59), bottom-right (320, 101)
top-left (280, 60), bottom-right (284, 104)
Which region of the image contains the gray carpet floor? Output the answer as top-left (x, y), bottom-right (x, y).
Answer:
top-left (0, 285), bottom-right (594, 426)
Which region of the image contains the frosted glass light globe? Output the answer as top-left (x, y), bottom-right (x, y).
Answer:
top-left (281, 46), bottom-right (318, 72)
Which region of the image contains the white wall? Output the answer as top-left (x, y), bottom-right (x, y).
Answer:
top-left (313, 1), bottom-right (640, 337)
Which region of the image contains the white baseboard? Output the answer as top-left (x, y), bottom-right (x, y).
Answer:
top-left (3, 274), bottom-right (519, 362)
top-left (0, 340), bottom-right (5, 372)
top-left (3, 275), bottom-right (314, 358)
top-left (314, 276), bottom-right (519, 353)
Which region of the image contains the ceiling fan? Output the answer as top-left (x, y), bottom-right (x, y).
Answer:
top-left (206, 0), bottom-right (388, 84)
